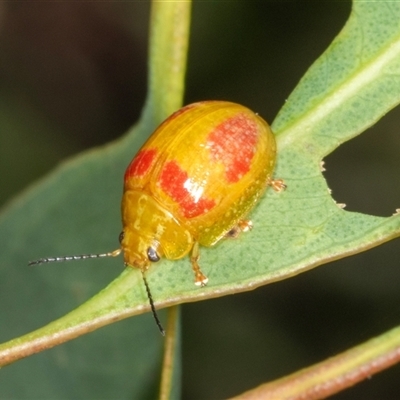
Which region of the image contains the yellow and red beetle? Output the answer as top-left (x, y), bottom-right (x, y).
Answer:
top-left (29, 101), bottom-right (285, 333)
top-left (120, 100), bottom-right (284, 286)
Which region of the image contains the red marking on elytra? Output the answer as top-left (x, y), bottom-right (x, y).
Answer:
top-left (125, 149), bottom-right (157, 181)
top-left (159, 160), bottom-right (216, 218)
top-left (207, 113), bottom-right (258, 183)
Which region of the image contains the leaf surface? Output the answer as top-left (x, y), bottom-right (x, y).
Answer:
top-left (1, 1), bottom-right (400, 398)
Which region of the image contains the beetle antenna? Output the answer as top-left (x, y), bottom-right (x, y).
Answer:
top-left (29, 250), bottom-right (165, 334)
top-left (28, 249), bottom-right (122, 266)
top-left (141, 269), bottom-right (165, 336)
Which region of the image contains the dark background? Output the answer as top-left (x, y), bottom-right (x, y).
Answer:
top-left (1, 2), bottom-right (400, 399)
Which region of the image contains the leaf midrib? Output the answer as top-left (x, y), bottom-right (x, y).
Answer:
top-left (276, 34), bottom-right (400, 150)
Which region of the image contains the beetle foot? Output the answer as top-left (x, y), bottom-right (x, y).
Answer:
top-left (194, 272), bottom-right (209, 287)
top-left (225, 220), bottom-right (253, 238)
top-left (267, 178), bottom-right (286, 192)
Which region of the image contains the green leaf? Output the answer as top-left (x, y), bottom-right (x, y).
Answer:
top-left (1, 1), bottom-right (400, 398)
top-left (0, 1), bottom-right (189, 398)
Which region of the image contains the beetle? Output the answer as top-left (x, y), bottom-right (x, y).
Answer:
top-left (120, 100), bottom-right (285, 285)
top-left (29, 101), bottom-right (285, 334)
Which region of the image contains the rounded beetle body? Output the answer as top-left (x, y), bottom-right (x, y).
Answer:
top-left (28, 101), bottom-right (282, 333)
top-left (121, 101), bottom-right (278, 285)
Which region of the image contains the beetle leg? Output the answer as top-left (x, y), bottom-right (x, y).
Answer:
top-left (267, 177), bottom-right (286, 192)
top-left (190, 242), bottom-right (208, 287)
top-left (225, 220), bottom-right (253, 239)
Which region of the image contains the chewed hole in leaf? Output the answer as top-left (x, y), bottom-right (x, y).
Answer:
top-left (323, 106), bottom-right (400, 217)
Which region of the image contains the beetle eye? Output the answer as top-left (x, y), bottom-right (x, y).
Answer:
top-left (119, 231), bottom-right (125, 244)
top-left (147, 247), bottom-right (160, 262)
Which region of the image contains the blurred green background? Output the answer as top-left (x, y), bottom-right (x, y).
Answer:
top-left (1, 2), bottom-right (400, 399)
